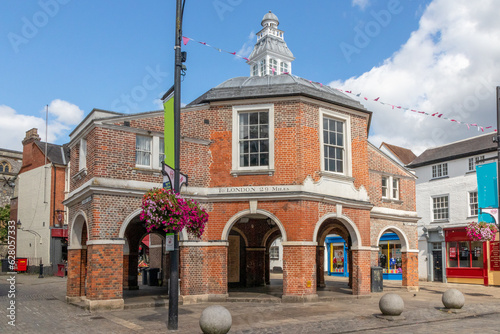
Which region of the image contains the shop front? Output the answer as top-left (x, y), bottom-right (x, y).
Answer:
top-left (325, 235), bottom-right (348, 277)
top-left (378, 233), bottom-right (402, 280)
top-left (444, 227), bottom-right (488, 285)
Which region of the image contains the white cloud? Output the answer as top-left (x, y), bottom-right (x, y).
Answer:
top-left (0, 100), bottom-right (84, 151)
top-left (237, 30), bottom-right (256, 59)
top-left (352, 0), bottom-right (370, 10)
top-left (47, 99), bottom-right (84, 125)
top-left (331, 0), bottom-right (500, 155)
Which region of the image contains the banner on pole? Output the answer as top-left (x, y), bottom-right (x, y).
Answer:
top-left (476, 162), bottom-right (498, 223)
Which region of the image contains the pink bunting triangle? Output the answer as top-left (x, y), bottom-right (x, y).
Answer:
top-left (182, 36), bottom-right (190, 46)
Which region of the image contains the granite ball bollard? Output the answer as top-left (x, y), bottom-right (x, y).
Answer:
top-left (442, 289), bottom-right (465, 309)
top-left (379, 293), bottom-right (404, 316)
top-left (199, 305), bottom-right (232, 334)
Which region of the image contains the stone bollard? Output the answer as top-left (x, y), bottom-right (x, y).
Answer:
top-left (199, 305), bottom-right (232, 334)
top-left (379, 293), bottom-right (404, 316)
top-left (442, 289), bottom-right (465, 309)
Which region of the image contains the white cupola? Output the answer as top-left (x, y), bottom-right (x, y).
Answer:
top-left (247, 11), bottom-right (295, 77)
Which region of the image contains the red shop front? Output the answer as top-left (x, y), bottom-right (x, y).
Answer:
top-left (444, 227), bottom-right (488, 285)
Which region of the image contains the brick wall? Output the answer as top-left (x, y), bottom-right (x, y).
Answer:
top-left (402, 252), bottom-right (419, 287)
top-left (283, 245), bottom-right (316, 296)
top-left (86, 244), bottom-right (123, 300)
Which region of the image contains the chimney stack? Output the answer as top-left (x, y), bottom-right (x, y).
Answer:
top-left (22, 128), bottom-right (41, 145)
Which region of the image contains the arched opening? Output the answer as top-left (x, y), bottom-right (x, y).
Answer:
top-left (67, 212), bottom-right (88, 299)
top-left (121, 214), bottom-right (169, 296)
top-left (376, 226), bottom-right (410, 287)
top-left (225, 212), bottom-right (284, 298)
top-left (314, 214), bottom-right (362, 295)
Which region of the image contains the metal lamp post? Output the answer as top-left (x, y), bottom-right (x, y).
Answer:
top-left (168, 0), bottom-right (185, 330)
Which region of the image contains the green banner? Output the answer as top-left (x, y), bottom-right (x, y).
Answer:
top-left (163, 95), bottom-right (175, 169)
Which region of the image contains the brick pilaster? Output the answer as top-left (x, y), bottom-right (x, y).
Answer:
top-left (66, 249), bottom-right (83, 297)
top-left (402, 252), bottom-right (419, 289)
top-left (351, 249), bottom-right (371, 295)
top-left (86, 244), bottom-right (123, 300)
top-left (283, 245), bottom-right (316, 297)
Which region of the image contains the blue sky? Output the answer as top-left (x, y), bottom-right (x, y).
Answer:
top-left (1, 0), bottom-right (499, 154)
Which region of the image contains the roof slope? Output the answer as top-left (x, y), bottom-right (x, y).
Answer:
top-left (187, 74), bottom-right (368, 112)
top-left (407, 133), bottom-right (496, 168)
top-left (35, 142), bottom-right (70, 165)
top-left (381, 142), bottom-right (417, 165)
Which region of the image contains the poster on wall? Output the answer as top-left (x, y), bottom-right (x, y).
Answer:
top-left (490, 241), bottom-right (500, 271)
top-left (449, 247), bottom-right (457, 259)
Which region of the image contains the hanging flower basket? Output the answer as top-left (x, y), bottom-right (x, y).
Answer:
top-left (466, 221), bottom-right (498, 242)
top-left (140, 188), bottom-right (208, 238)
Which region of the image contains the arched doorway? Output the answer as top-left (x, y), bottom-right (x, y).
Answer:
top-left (224, 210), bottom-right (286, 296)
top-left (121, 214), bottom-right (170, 292)
top-left (375, 226), bottom-right (417, 289)
top-left (313, 213), bottom-right (364, 295)
top-left (67, 212), bottom-right (88, 300)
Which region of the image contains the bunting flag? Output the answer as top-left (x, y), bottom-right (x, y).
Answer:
top-left (182, 35), bottom-right (497, 133)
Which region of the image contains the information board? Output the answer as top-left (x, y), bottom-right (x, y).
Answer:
top-left (490, 241), bottom-right (500, 271)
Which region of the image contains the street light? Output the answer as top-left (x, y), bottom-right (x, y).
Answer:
top-left (16, 220), bottom-right (44, 278)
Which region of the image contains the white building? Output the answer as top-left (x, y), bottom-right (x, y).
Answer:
top-left (407, 133), bottom-right (496, 283)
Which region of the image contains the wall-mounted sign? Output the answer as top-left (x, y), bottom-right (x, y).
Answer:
top-left (490, 241), bottom-right (500, 271)
top-left (449, 247), bottom-right (456, 259)
top-left (165, 233), bottom-right (174, 252)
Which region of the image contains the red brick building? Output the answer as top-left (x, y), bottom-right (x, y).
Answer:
top-left (65, 12), bottom-right (418, 310)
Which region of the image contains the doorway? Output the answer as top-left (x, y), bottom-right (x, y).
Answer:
top-left (432, 250), bottom-right (443, 282)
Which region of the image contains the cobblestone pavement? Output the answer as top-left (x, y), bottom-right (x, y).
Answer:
top-left (2, 273), bottom-right (500, 333)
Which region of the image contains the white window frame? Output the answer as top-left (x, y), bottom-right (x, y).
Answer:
top-left (135, 135), bottom-right (163, 170)
top-left (392, 177), bottom-right (399, 200)
top-left (382, 176), bottom-right (388, 198)
top-left (468, 155), bottom-right (485, 171)
top-left (269, 58), bottom-right (278, 75)
top-left (432, 195), bottom-right (449, 221)
top-left (319, 109), bottom-right (352, 177)
top-left (280, 61), bottom-right (288, 74)
top-left (468, 191), bottom-right (478, 217)
top-left (79, 138), bottom-right (87, 171)
top-left (232, 104), bottom-right (275, 174)
top-left (431, 163), bottom-right (448, 179)
top-left (381, 175), bottom-right (399, 200)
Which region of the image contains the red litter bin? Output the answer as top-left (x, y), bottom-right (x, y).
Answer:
top-left (15, 258), bottom-right (28, 272)
top-left (56, 264), bottom-right (65, 277)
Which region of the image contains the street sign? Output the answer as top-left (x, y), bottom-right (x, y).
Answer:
top-left (166, 233), bottom-right (174, 252)
top-left (161, 161), bottom-right (188, 190)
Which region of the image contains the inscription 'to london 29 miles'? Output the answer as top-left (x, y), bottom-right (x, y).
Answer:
top-left (218, 186), bottom-right (291, 193)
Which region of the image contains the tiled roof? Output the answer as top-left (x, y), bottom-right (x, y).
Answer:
top-left (407, 133), bottom-right (496, 168)
top-left (381, 142), bottom-right (417, 165)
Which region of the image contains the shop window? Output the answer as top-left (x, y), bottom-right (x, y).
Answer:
top-left (379, 242), bottom-right (402, 274)
top-left (447, 240), bottom-right (483, 268)
top-left (459, 241), bottom-right (471, 268)
top-left (447, 241), bottom-right (458, 267)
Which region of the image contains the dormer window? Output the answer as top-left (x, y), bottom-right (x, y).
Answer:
top-left (260, 59), bottom-right (267, 76)
top-left (280, 62), bottom-right (288, 74)
top-left (270, 59), bottom-right (278, 75)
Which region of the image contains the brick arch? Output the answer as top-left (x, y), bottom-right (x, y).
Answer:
top-left (221, 209), bottom-right (287, 242)
top-left (261, 226), bottom-right (281, 247)
top-left (313, 213), bottom-right (362, 247)
top-left (118, 208), bottom-right (188, 241)
top-left (375, 226), bottom-right (410, 252)
top-left (69, 210), bottom-right (88, 249)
